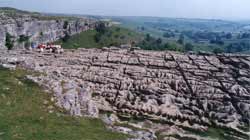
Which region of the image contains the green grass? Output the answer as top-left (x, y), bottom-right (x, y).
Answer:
top-left (59, 29), bottom-right (101, 49)
top-left (57, 26), bottom-right (143, 49)
top-left (0, 67), bottom-right (128, 140)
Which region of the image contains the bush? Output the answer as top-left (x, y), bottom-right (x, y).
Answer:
top-left (120, 35), bottom-right (126, 40)
top-left (145, 34), bottom-right (151, 41)
top-left (184, 43), bottom-right (194, 51)
top-left (73, 43), bottom-right (80, 48)
top-left (177, 34), bottom-right (185, 45)
top-left (63, 20), bottom-right (69, 29)
top-left (18, 35), bottom-right (29, 43)
top-left (163, 32), bottom-right (175, 38)
top-left (95, 22), bottom-right (107, 34)
top-left (156, 38), bottom-right (162, 45)
top-left (114, 34), bottom-right (119, 38)
top-left (24, 41), bottom-right (31, 49)
top-left (62, 31), bottom-right (70, 42)
top-left (94, 33), bottom-right (102, 43)
top-left (40, 32), bottom-right (44, 37)
top-left (5, 33), bottom-right (14, 50)
top-left (164, 43), bottom-right (183, 52)
top-left (213, 48), bottom-right (224, 54)
top-left (115, 27), bottom-right (121, 32)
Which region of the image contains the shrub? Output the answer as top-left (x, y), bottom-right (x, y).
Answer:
top-left (95, 22), bottom-right (107, 34)
top-left (145, 34), bottom-right (151, 41)
top-left (164, 43), bottom-right (183, 52)
top-left (18, 35), bottom-right (29, 43)
top-left (184, 43), bottom-right (194, 51)
top-left (73, 43), bottom-right (80, 48)
top-left (62, 31), bottom-right (70, 42)
top-left (115, 27), bottom-right (121, 32)
top-left (40, 31), bottom-right (44, 37)
top-left (5, 33), bottom-right (14, 50)
top-left (177, 35), bottom-right (185, 45)
top-left (24, 41), bottom-right (31, 49)
top-left (94, 33), bottom-right (102, 43)
top-left (213, 48), bottom-right (224, 54)
top-left (63, 20), bottom-right (69, 29)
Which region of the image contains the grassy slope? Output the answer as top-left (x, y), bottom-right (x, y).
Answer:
top-left (0, 67), bottom-right (128, 140)
top-left (60, 29), bottom-right (100, 49)
top-left (57, 26), bottom-right (143, 49)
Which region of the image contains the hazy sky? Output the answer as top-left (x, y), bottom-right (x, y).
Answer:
top-left (1, 0), bottom-right (250, 20)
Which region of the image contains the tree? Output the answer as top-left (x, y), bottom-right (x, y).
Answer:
top-left (163, 32), bottom-right (171, 38)
top-left (225, 33), bottom-right (232, 39)
top-left (226, 44), bottom-right (233, 53)
top-left (156, 38), bottom-right (162, 45)
top-left (62, 31), bottom-right (70, 42)
top-left (164, 43), bottom-right (182, 52)
top-left (63, 20), bottom-right (69, 29)
top-left (240, 33), bottom-right (250, 39)
top-left (225, 42), bottom-right (247, 53)
top-left (177, 34), bottom-right (184, 45)
top-left (5, 33), bottom-right (14, 50)
top-left (24, 41), bottom-right (31, 49)
top-left (210, 36), bottom-right (224, 45)
top-left (213, 48), bottom-right (223, 54)
top-left (184, 43), bottom-right (194, 52)
top-left (94, 33), bottom-right (102, 43)
top-left (141, 26), bottom-right (145, 31)
top-left (163, 32), bottom-right (175, 38)
top-left (96, 22), bottom-right (106, 34)
top-left (40, 32), bottom-right (44, 37)
top-left (18, 35), bottom-right (29, 43)
top-left (115, 27), bottom-right (121, 32)
top-left (145, 34), bottom-right (151, 42)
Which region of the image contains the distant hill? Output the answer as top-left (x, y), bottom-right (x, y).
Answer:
top-left (0, 7), bottom-right (84, 21)
top-left (108, 16), bottom-right (248, 32)
top-left (104, 16), bottom-right (250, 54)
top-left (0, 7), bottom-right (38, 14)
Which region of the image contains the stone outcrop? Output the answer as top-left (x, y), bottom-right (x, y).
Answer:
top-left (0, 8), bottom-right (97, 49)
top-left (0, 48), bottom-right (249, 140)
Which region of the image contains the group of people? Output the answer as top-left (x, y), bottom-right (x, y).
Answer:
top-left (35, 43), bottom-right (64, 54)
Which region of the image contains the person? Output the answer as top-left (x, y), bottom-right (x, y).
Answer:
top-left (31, 42), bottom-right (36, 49)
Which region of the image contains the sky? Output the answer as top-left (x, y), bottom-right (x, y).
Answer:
top-left (0, 0), bottom-right (250, 20)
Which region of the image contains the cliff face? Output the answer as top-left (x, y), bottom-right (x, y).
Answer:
top-left (0, 9), bottom-right (97, 49)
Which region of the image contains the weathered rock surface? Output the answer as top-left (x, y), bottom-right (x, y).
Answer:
top-left (0, 48), bottom-right (249, 139)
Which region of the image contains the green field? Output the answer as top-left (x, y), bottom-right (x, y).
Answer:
top-left (105, 16), bottom-right (250, 54)
top-left (0, 67), bottom-right (128, 140)
top-left (57, 26), bottom-right (143, 49)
